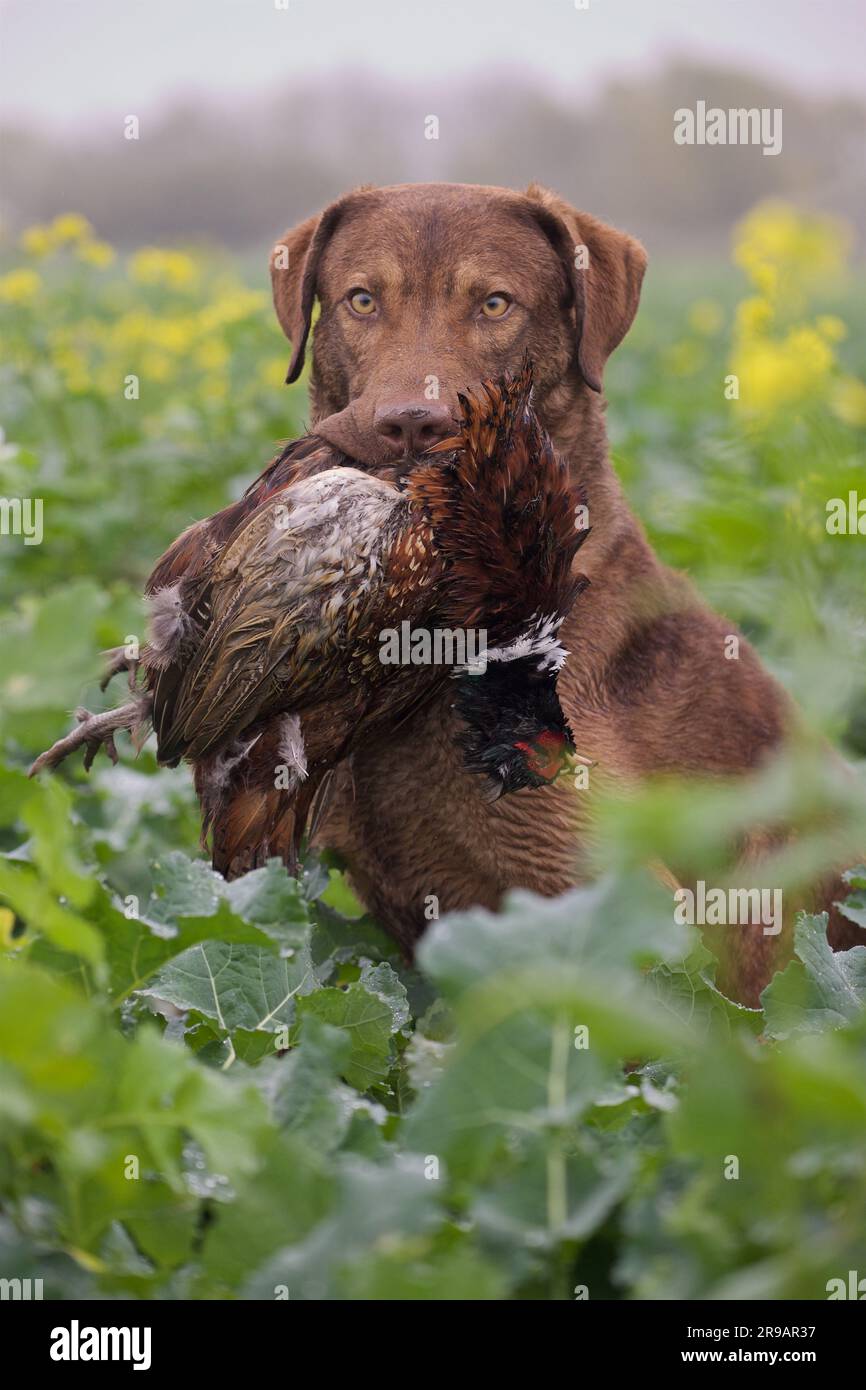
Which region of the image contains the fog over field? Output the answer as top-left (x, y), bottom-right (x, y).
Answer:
top-left (1, 0), bottom-right (864, 254)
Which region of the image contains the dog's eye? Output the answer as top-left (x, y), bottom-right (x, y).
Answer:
top-left (348, 290), bottom-right (377, 316)
top-left (480, 293), bottom-right (511, 319)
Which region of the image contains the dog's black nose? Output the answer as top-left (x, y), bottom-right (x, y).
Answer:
top-left (373, 400), bottom-right (453, 457)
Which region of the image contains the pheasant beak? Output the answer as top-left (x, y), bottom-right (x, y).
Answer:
top-left (513, 729), bottom-right (569, 782)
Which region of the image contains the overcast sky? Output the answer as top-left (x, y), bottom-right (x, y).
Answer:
top-left (2, 0), bottom-right (865, 133)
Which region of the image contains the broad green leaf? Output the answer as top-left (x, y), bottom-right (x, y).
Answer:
top-left (419, 874), bottom-right (689, 995)
top-left (296, 978), bottom-right (401, 1092)
top-left (837, 864), bottom-right (866, 929)
top-left (201, 1132), bottom-right (334, 1291)
top-left (762, 912), bottom-right (866, 1039)
top-left (255, 1015), bottom-right (359, 1151)
top-left (25, 852), bottom-right (318, 1007)
top-left (0, 959), bottom-right (273, 1260)
top-left (145, 940), bottom-right (323, 1057)
top-left (0, 859), bottom-right (104, 967)
top-left (339, 1239), bottom-right (507, 1301)
top-left (241, 1154), bottom-right (440, 1300)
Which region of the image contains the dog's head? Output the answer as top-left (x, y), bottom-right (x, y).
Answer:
top-left (270, 182), bottom-right (646, 468)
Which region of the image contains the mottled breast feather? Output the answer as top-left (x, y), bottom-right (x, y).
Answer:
top-left (150, 468), bottom-right (417, 763)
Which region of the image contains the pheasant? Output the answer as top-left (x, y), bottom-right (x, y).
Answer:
top-left (31, 362), bottom-right (591, 877)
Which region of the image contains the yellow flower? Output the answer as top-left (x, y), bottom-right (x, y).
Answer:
top-left (52, 347), bottom-right (91, 393)
top-left (751, 262), bottom-right (778, 299)
top-left (815, 315), bottom-right (847, 343)
top-left (20, 223), bottom-right (54, 257)
top-left (729, 203), bottom-right (858, 423)
top-left (152, 316), bottom-right (198, 354)
top-left (77, 239), bottom-right (116, 269)
top-left (199, 374), bottom-right (228, 403)
top-left (787, 326), bottom-right (835, 373)
top-left (51, 212), bottom-right (93, 244)
top-left (140, 349), bottom-right (174, 383)
top-left (261, 354), bottom-right (290, 387)
top-left (195, 339), bottom-right (230, 371)
top-left (734, 296), bottom-right (773, 339)
top-left (732, 326), bottom-right (835, 414)
top-left (129, 247), bottom-right (200, 290)
top-left (663, 340), bottom-right (706, 376)
top-left (198, 287), bottom-right (266, 331)
top-left (108, 310), bottom-right (151, 350)
top-left (733, 201), bottom-right (850, 306)
top-left (0, 906), bottom-right (16, 944)
top-left (687, 299), bottom-right (724, 337)
top-left (0, 268), bottom-right (42, 304)
top-left (831, 376), bottom-right (866, 428)
top-left (107, 310), bottom-right (197, 359)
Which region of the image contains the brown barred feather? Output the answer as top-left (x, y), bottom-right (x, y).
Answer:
top-left (408, 358), bottom-right (589, 645)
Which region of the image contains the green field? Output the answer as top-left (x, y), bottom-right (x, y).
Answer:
top-left (1, 204), bottom-right (865, 1299)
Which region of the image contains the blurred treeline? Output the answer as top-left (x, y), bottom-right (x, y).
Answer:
top-left (2, 61), bottom-right (865, 253)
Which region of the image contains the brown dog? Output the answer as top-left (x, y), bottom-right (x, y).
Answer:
top-left (270, 181), bottom-right (860, 1005)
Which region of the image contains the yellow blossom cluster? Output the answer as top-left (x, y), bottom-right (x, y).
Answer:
top-left (729, 201), bottom-right (864, 421)
top-left (129, 248), bottom-right (200, 291)
top-left (2, 217), bottom-right (280, 406)
top-left (0, 268), bottom-right (42, 305)
top-left (19, 212), bottom-right (115, 268)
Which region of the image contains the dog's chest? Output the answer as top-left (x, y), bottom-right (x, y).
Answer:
top-left (320, 687), bottom-right (589, 944)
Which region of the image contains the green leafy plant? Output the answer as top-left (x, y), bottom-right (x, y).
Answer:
top-left (2, 216), bottom-right (865, 1299)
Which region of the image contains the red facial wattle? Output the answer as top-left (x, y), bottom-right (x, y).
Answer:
top-left (513, 729), bottom-right (567, 781)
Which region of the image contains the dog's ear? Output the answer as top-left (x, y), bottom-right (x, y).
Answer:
top-left (270, 195), bottom-right (357, 384)
top-left (525, 183), bottom-right (647, 393)
top-left (270, 213), bottom-right (319, 383)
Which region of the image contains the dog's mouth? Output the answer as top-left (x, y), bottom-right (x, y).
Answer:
top-left (312, 423), bottom-right (396, 477)
top-left (312, 432), bottom-right (428, 488)
top-left (313, 405), bottom-right (459, 480)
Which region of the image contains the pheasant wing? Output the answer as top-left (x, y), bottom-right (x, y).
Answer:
top-left (153, 468), bottom-right (409, 763)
